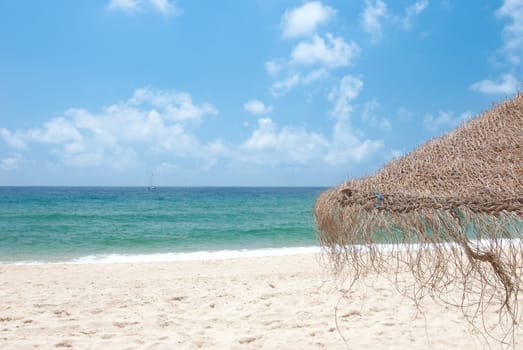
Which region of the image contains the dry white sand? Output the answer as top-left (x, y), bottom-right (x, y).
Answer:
top-left (1, 253), bottom-right (522, 349)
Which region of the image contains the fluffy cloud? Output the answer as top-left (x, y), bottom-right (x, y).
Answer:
top-left (242, 118), bottom-right (327, 165)
top-left (291, 34), bottom-right (360, 68)
top-left (240, 73), bottom-right (382, 167)
top-left (270, 69), bottom-right (327, 96)
top-left (244, 100), bottom-right (273, 115)
top-left (471, 1), bottom-right (523, 95)
top-left (0, 129), bottom-right (28, 150)
top-left (328, 75), bottom-right (364, 118)
top-left (360, 0), bottom-right (428, 41)
top-left (129, 88), bottom-right (217, 122)
top-left (423, 110), bottom-right (472, 132)
top-left (265, 60), bottom-right (282, 76)
top-left (2, 84), bottom-right (385, 176)
top-left (107, 0), bottom-right (180, 16)
top-left (107, 0), bottom-right (139, 12)
top-left (270, 74), bottom-right (302, 96)
top-left (269, 34), bottom-right (360, 96)
top-left (327, 109), bottom-right (384, 165)
top-left (0, 155), bottom-right (22, 171)
top-left (241, 116), bottom-right (382, 167)
top-left (470, 74), bottom-right (518, 95)
top-left (0, 88), bottom-right (218, 169)
top-left (402, 0), bottom-right (429, 29)
top-left (281, 1), bottom-right (336, 39)
top-left (326, 127), bottom-right (384, 164)
top-left (325, 75), bottom-right (384, 164)
top-left (361, 0), bottom-right (388, 42)
top-left (267, 3), bottom-right (363, 96)
top-left (149, 0), bottom-right (178, 15)
top-left (496, 0), bottom-right (523, 65)
top-left (29, 117), bottom-right (83, 145)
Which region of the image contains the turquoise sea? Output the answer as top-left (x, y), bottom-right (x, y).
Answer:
top-left (0, 187), bottom-right (324, 264)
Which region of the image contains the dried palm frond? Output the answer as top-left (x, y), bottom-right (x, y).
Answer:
top-left (314, 93), bottom-right (523, 344)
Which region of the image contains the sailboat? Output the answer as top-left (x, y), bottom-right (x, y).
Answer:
top-left (148, 172), bottom-right (157, 192)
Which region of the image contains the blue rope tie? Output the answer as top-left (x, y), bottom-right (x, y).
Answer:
top-left (373, 192), bottom-right (383, 208)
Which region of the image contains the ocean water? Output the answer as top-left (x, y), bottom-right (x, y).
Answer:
top-left (0, 187), bottom-right (325, 264)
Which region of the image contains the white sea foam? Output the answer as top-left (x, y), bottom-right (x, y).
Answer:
top-left (329, 238), bottom-right (522, 253)
top-left (1, 246), bottom-right (322, 266)
top-left (4, 239), bottom-right (521, 266)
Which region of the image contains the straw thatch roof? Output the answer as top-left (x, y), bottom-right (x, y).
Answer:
top-left (314, 93), bottom-right (523, 340)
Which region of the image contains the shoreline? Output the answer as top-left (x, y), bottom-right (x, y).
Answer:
top-left (0, 246), bottom-right (322, 266)
top-left (4, 238), bottom-right (522, 266)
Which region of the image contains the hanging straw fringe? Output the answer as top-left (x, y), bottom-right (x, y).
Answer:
top-left (314, 93), bottom-right (523, 344)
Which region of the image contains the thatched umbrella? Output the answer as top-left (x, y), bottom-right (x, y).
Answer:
top-left (314, 93), bottom-right (523, 339)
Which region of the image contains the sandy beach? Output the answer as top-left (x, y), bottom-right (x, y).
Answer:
top-left (1, 253), bottom-right (521, 349)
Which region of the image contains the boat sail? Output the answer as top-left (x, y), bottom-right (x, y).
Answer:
top-left (148, 173), bottom-right (157, 191)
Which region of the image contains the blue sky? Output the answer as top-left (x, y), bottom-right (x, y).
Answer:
top-left (0, 0), bottom-right (521, 186)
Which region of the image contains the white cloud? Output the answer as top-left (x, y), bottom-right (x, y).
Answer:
top-left (271, 74), bottom-right (302, 96)
top-left (241, 73), bottom-right (383, 167)
top-left (326, 115), bottom-right (384, 164)
top-left (3, 85), bottom-right (385, 177)
top-left (268, 4), bottom-right (360, 96)
top-left (268, 33), bottom-right (360, 96)
top-left (265, 60), bottom-right (282, 76)
top-left (242, 118), bottom-right (327, 165)
top-left (291, 34), bottom-right (360, 68)
top-left (28, 117), bottom-right (83, 145)
top-left (281, 1), bottom-right (336, 39)
top-left (407, 1), bottom-right (429, 16)
top-left (0, 129), bottom-right (28, 150)
top-left (470, 74), bottom-right (519, 95)
top-left (302, 68), bottom-right (328, 83)
top-left (323, 75), bottom-right (384, 164)
top-left (361, 100), bottom-right (392, 131)
top-left (270, 69), bottom-right (327, 96)
top-left (472, 1), bottom-right (523, 96)
top-left (402, 1), bottom-right (429, 29)
top-left (107, 0), bottom-right (140, 12)
top-left (361, 0), bottom-right (428, 41)
top-left (129, 88), bottom-right (217, 122)
top-left (1, 88), bottom-right (219, 169)
top-left (240, 116), bottom-right (382, 167)
top-left (244, 100), bottom-right (273, 115)
top-left (107, 0), bottom-right (180, 16)
top-left (326, 137), bottom-right (384, 164)
top-left (497, 0), bottom-right (523, 65)
top-left (361, 0), bottom-right (388, 42)
top-left (328, 75), bottom-right (364, 118)
top-left (149, 0), bottom-right (179, 15)
top-left (0, 154), bottom-right (22, 171)
top-left (423, 110), bottom-right (472, 132)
